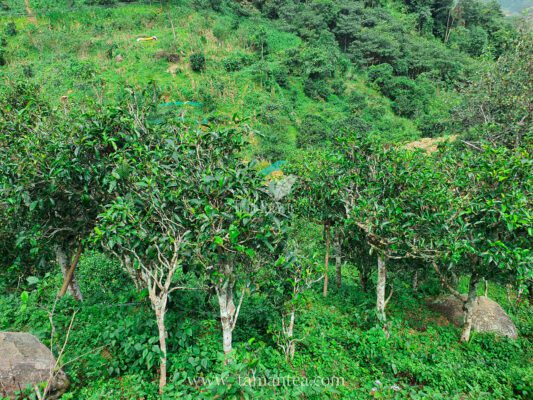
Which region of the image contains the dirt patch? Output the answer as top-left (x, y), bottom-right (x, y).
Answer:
top-left (25, 0), bottom-right (37, 24)
top-left (154, 51), bottom-right (181, 63)
top-left (166, 63), bottom-right (180, 76)
top-left (403, 135), bottom-right (457, 153)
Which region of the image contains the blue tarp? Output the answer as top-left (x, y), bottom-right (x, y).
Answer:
top-left (259, 160), bottom-right (286, 176)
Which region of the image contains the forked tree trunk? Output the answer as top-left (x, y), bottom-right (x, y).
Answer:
top-left (334, 232), bottom-right (342, 289)
top-left (144, 276), bottom-right (170, 395)
top-left (323, 222), bottom-right (331, 297)
top-left (460, 274), bottom-right (479, 343)
top-left (376, 255), bottom-right (387, 322)
top-left (55, 246), bottom-right (83, 301)
top-left (283, 307), bottom-right (296, 361)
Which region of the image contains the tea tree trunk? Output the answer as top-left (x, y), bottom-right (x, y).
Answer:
top-left (152, 298), bottom-right (168, 393)
top-left (360, 265), bottom-right (370, 292)
top-left (215, 267), bottom-right (244, 362)
top-left (217, 280), bottom-right (236, 356)
top-left (55, 246), bottom-right (83, 301)
top-left (334, 232), bottom-right (342, 289)
top-left (282, 307), bottom-right (296, 361)
top-left (376, 255), bottom-right (387, 322)
top-left (460, 274), bottom-right (479, 343)
top-left (412, 270), bottom-right (419, 292)
top-left (323, 222), bottom-right (331, 297)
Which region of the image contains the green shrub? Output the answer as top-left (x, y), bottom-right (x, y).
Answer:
top-left (197, 86), bottom-right (216, 111)
top-left (273, 67), bottom-right (289, 88)
top-left (22, 65), bottom-right (33, 78)
top-left (297, 114), bottom-right (331, 148)
top-left (68, 59), bottom-right (97, 81)
top-left (192, 0), bottom-right (222, 12)
top-left (331, 79), bottom-right (346, 96)
top-left (258, 124), bottom-right (294, 160)
top-left (4, 22), bottom-right (16, 37)
top-left (248, 27), bottom-right (269, 56)
top-left (258, 102), bottom-right (282, 125)
top-left (189, 52), bottom-right (206, 72)
top-left (222, 53), bottom-right (252, 72)
top-left (367, 63), bottom-right (394, 86)
top-left (333, 116), bottom-right (371, 139)
top-left (303, 77), bottom-right (331, 100)
top-left (346, 91), bottom-right (367, 112)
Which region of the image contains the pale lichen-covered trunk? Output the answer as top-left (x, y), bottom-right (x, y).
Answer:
top-left (286, 308), bottom-right (296, 361)
top-left (216, 276), bottom-right (237, 358)
top-left (460, 274), bottom-right (479, 343)
top-left (376, 255), bottom-right (387, 322)
top-left (142, 267), bottom-right (170, 394)
top-left (153, 299), bottom-right (168, 393)
top-left (280, 306), bottom-right (296, 362)
top-left (323, 223), bottom-right (331, 297)
top-left (55, 246), bottom-right (83, 301)
top-left (334, 232), bottom-right (342, 289)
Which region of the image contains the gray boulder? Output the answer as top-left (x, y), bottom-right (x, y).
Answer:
top-left (0, 332), bottom-right (69, 399)
top-left (427, 295), bottom-right (518, 339)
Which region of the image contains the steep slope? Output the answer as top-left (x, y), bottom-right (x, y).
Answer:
top-left (0, 0), bottom-right (517, 158)
top-left (0, 2), bottom-right (426, 159)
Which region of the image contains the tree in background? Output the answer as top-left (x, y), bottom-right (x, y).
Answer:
top-left (271, 248), bottom-right (322, 362)
top-left (455, 32), bottom-right (532, 149)
top-left (288, 147), bottom-right (345, 297)
top-left (337, 132), bottom-right (452, 324)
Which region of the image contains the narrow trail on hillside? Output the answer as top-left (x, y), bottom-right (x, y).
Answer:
top-left (25, 0), bottom-right (37, 23)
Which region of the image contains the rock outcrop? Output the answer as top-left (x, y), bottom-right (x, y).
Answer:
top-left (427, 295), bottom-right (518, 339)
top-left (0, 332), bottom-right (69, 399)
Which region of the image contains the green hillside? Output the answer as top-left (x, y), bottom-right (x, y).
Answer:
top-left (1, 0), bottom-right (509, 157)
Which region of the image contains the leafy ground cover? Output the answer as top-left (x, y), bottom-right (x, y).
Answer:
top-left (1, 253), bottom-right (531, 399)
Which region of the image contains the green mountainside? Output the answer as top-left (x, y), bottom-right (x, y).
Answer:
top-left (0, 0), bottom-right (515, 160)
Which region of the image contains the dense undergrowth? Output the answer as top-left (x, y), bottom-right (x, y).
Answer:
top-left (1, 253), bottom-right (531, 399)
